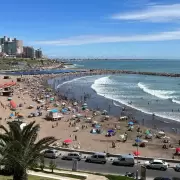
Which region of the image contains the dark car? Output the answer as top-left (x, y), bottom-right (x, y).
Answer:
top-left (154, 178), bottom-right (171, 180)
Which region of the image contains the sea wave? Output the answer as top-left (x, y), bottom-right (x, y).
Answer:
top-left (138, 82), bottom-right (175, 99)
top-left (56, 75), bottom-right (92, 89)
top-left (91, 76), bottom-right (153, 115)
top-left (91, 76), bottom-right (180, 121)
top-left (172, 99), bottom-right (180, 105)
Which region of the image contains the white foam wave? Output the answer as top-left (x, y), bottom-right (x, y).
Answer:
top-left (91, 76), bottom-right (180, 122)
top-left (172, 99), bottom-right (180, 105)
top-left (56, 76), bottom-right (92, 89)
top-left (138, 82), bottom-right (175, 99)
top-left (91, 76), bottom-right (153, 116)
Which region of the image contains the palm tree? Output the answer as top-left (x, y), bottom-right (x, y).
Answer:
top-left (0, 121), bottom-right (56, 180)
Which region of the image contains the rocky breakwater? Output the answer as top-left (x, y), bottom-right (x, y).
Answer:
top-left (89, 69), bottom-right (180, 77)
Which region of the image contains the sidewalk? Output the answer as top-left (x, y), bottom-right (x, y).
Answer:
top-left (28, 169), bottom-right (108, 180)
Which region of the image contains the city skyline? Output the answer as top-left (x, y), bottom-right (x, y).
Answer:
top-left (0, 36), bottom-right (42, 58)
top-left (1, 0), bottom-right (180, 58)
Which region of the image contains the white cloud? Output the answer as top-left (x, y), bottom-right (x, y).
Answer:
top-left (112, 3), bottom-right (180, 22)
top-left (34, 30), bottom-right (180, 46)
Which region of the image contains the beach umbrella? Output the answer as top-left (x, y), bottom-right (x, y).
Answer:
top-left (82, 107), bottom-right (86, 110)
top-left (128, 122), bottom-right (134, 125)
top-left (64, 139), bottom-right (72, 144)
top-left (95, 124), bottom-right (101, 129)
top-left (76, 114), bottom-right (82, 117)
top-left (7, 97), bottom-right (12, 101)
top-left (145, 129), bottom-right (150, 134)
top-left (102, 110), bottom-right (108, 115)
top-left (10, 113), bottom-right (14, 117)
top-left (108, 129), bottom-right (114, 133)
top-left (83, 103), bottom-right (87, 106)
top-left (135, 137), bottom-right (142, 143)
top-left (133, 151), bottom-right (140, 156)
top-left (142, 140), bottom-right (148, 143)
top-left (10, 100), bottom-right (17, 110)
top-left (73, 102), bottom-right (78, 106)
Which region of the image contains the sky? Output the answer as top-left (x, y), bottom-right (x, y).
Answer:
top-left (1, 0), bottom-right (180, 58)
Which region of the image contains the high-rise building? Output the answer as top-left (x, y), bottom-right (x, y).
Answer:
top-left (23, 46), bottom-right (35, 58)
top-left (0, 36), bottom-right (23, 56)
top-left (35, 48), bottom-right (43, 59)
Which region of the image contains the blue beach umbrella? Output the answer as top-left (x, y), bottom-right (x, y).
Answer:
top-left (108, 129), bottom-right (114, 133)
top-left (135, 138), bottom-right (142, 143)
top-left (128, 122), bottom-right (134, 125)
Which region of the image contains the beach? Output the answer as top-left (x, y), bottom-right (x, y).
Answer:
top-left (1, 71), bottom-right (180, 160)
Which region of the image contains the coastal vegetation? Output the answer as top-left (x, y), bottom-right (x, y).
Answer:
top-left (0, 121), bottom-right (56, 180)
top-left (0, 58), bottom-right (61, 70)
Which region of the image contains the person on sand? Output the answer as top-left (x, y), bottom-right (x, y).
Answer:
top-left (75, 135), bottom-right (77, 141)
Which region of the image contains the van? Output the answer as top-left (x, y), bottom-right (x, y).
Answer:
top-left (85, 152), bottom-right (107, 164)
top-left (62, 152), bottom-right (81, 161)
top-left (112, 154), bottom-right (135, 167)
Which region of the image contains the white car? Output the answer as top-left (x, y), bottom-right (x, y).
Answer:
top-left (61, 152), bottom-right (81, 161)
top-left (43, 149), bottom-right (60, 159)
top-left (144, 159), bottom-right (169, 171)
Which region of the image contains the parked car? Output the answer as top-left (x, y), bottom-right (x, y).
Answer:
top-left (112, 154), bottom-right (135, 167)
top-left (43, 149), bottom-right (60, 159)
top-left (144, 159), bottom-right (169, 171)
top-left (61, 152), bottom-right (81, 161)
top-left (85, 152), bottom-right (107, 164)
top-left (154, 177), bottom-right (171, 180)
top-left (174, 163), bottom-right (180, 172)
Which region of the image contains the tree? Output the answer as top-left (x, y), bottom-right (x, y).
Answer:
top-left (39, 156), bottom-right (45, 171)
top-left (49, 160), bottom-right (56, 173)
top-left (0, 121), bottom-right (56, 180)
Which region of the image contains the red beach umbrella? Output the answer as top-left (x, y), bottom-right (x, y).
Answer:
top-left (133, 151), bottom-right (140, 156)
top-left (64, 139), bottom-right (72, 143)
top-left (10, 100), bottom-right (17, 109)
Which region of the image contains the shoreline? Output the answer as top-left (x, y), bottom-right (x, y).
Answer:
top-left (48, 73), bottom-right (180, 134)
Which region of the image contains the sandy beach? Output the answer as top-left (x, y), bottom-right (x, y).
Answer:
top-left (1, 72), bottom-right (180, 160)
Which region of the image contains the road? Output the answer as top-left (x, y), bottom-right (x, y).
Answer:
top-left (45, 157), bottom-right (180, 179)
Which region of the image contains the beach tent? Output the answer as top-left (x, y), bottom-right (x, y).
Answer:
top-left (10, 100), bottom-right (17, 110)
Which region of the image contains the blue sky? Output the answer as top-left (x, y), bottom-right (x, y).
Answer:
top-left (1, 0), bottom-right (180, 58)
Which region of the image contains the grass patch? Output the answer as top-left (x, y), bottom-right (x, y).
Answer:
top-left (105, 174), bottom-right (133, 180)
top-left (33, 169), bottom-right (86, 180)
top-left (0, 175), bottom-right (56, 180)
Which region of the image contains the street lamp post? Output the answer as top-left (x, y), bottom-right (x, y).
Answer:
top-left (136, 133), bottom-right (140, 180)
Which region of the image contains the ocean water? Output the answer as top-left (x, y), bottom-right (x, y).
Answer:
top-left (56, 74), bottom-right (180, 122)
top-left (71, 59), bottom-right (180, 73)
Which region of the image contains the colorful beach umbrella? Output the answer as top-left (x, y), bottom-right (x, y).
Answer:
top-left (108, 129), bottom-right (114, 133)
top-left (64, 139), bottom-right (72, 143)
top-left (133, 151), bottom-right (140, 156)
